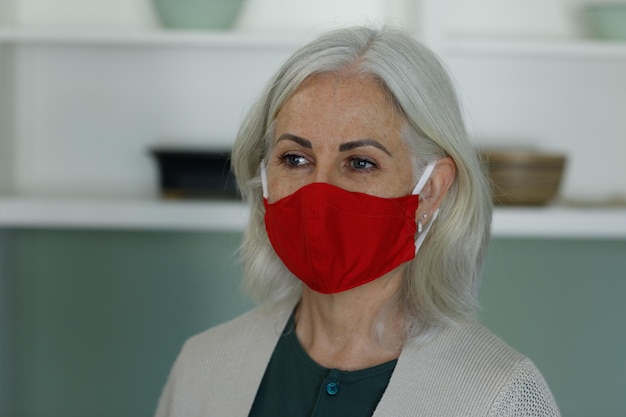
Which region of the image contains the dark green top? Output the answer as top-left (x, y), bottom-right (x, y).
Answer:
top-left (248, 313), bottom-right (397, 417)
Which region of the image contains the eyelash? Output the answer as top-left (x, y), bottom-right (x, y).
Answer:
top-left (278, 153), bottom-right (308, 168)
top-left (350, 158), bottom-right (377, 171)
top-left (277, 153), bottom-right (378, 172)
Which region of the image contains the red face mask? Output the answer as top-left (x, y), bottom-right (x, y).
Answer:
top-left (262, 161), bottom-right (437, 294)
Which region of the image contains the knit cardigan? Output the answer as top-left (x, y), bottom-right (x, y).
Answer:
top-left (155, 304), bottom-right (560, 417)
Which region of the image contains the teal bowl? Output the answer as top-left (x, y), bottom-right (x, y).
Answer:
top-left (153, 0), bottom-right (245, 30)
top-left (584, 3), bottom-right (626, 40)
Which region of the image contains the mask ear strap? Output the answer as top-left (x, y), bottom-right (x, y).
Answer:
top-left (260, 160), bottom-right (269, 199)
top-left (412, 160), bottom-right (439, 254)
top-left (412, 160), bottom-right (437, 195)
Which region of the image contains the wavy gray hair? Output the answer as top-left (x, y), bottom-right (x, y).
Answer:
top-left (231, 26), bottom-right (492, 340)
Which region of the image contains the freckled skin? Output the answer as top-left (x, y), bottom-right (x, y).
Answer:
top-left (266, 73), bottom-right (415, 202)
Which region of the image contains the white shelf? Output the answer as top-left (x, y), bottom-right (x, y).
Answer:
top-left (0, 198), bottom-right (250, 231)
top-left (0, 27), bottom-right (301, 49)
top-left (443, 38), bottom-right (626, 60)
top-left (491, 206), bottom-right (626, 239)
top-left (2, 27), bottom-right (626, 60)
top-left (1, 197), bottom-right (625, 239)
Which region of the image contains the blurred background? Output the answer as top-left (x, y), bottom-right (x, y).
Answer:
top-left (0, 0), bottom-right (625, 416)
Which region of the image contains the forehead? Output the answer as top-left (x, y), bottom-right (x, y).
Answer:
top-left (282, 73), bottom-right (393, 113)
top-left (275, 73), bottom-right (404, 142)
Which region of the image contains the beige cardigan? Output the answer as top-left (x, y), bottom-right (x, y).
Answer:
top-left (155, 304), bottom-right (560, 417)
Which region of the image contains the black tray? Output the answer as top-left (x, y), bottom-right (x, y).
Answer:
top-left (151, 148), bottom-right (238, 199)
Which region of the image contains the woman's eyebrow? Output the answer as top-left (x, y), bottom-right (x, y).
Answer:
top-left (276, 134), bottom-right (392, 157)
top-left (276, 133), bottom-right (312, 149)
top-left (339, 139), bottom-right (392, 156)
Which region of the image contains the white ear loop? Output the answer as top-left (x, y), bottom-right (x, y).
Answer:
top-left (412, 160), bottom-right (437, 195)
top-left (412, 160), bottom-right (439, 254)
top-left (260, 160), bottom-right (268, 199)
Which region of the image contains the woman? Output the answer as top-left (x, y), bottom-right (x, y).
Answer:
top-left (156, 26), bottom-right (560, 416)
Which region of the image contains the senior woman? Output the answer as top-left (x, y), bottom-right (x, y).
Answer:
top-left (155, 26), bottom-right (559, 417)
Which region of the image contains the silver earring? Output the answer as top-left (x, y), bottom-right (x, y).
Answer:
top-left (417, 213), bottom-right (427, 234)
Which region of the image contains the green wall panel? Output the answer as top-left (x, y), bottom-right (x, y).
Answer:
top-left (480, 238), bottom-right (626, 417)
top-left (9, 229), bottom-right (252, 417)
top-left (1, 231), bottom-right (625, 416)
top-left (0, 231), bottom-right (16, 417)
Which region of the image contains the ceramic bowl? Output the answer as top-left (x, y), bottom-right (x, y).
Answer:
top-left (153, 0), bottom-right (245, 30)
top-left (583, 3), bottom-right (626, 40)
top-left (481, 150), bottom-right (567, 206)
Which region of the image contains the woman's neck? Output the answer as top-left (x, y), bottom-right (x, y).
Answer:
top-left (294, 272), bottom-right (406, 371)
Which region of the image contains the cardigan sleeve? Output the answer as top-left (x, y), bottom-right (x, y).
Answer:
top-left (487, 358), bottom-right (560, 417)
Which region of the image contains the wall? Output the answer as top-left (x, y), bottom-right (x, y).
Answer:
top-left (236, 0), bottom-right (417, 34)
top-left (480, 237), bottom-right (626, 417)
top-left (443, 0), bottom-right (585, 38)
top-left (5, 229), bottom-right (253, 417)
top-left (0, 0), bottom-right (157, 28)
top-left (1, 230), bottom-right (625, 417)
top-left (0, 231), bottom-right (15, 417)
top-left (0, 43), bottom-right (15, 195)
top-left (6, 44), bottom-right (293, 199)
top-left (0, 0), bottom-right (418, 31)
top-left (0, 0), bottom-right (15, 25)
top-left (4, 43), bottom-right (625, 202)
top-left (445, 52), bottom-right (626, 202)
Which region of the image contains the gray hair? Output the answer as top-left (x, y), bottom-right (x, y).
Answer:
top-left (231, 26), bottom-right (492, 340)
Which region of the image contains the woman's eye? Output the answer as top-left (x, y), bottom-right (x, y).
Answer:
top-left (350, 158), bottom-right (376, 170)
top-left (280, 153), bottom-right (308, 167)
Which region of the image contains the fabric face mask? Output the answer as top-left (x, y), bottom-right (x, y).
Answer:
top-left (262, 161), bottom-right (438, 294)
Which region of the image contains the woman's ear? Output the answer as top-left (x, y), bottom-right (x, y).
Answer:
top-left (417, 157), bottom-right (456, 217)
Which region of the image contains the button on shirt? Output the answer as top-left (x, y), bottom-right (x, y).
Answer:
top-left (248, 313), bottom-right (397, 417)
